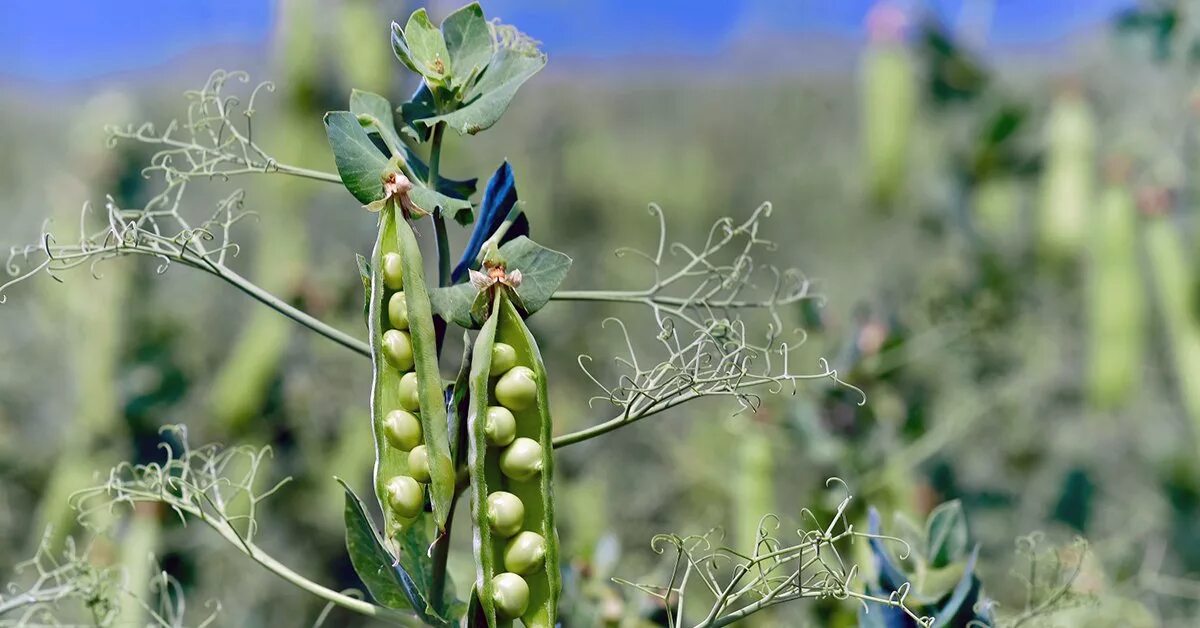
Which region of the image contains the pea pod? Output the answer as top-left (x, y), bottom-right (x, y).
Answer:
top-left (369, 205), bottom-right (455, 536)
top-left (1086, 176), bottom-right (1143, 409)
top-left (467, 290), bottom-right (560, 627)
top-left (1144, 208), bottom-right (1200, 446)
top-left (1038, 89), bottom-right (1095, 261)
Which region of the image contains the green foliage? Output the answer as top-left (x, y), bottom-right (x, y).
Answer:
top-left (861, 504), bottom-right (992, 627)
top-left (390, 3), bottom-right (546, 136)
top-left (430, 237), bottom-right (572, 328)
top-left (325, 110), bottom-right (390, 204)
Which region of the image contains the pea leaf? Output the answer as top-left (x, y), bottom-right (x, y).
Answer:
top-left (390, 21), bottom-right (420, 74)
top-left (338, 479), bottom-right (424, 612)
top-left (398, 82), bottom-right (436, 143)
top-left (453, 161), bottom-right (528, 283)
top-left (403, 9), bottom-right (451, 82)
top-left (356, 254), bottom-right (371, 323)
top-left (442, 2), bottom-right (494, 90)
top-left (339, 480), bottom-right (457, 625)
top-left (402, 144), bottom-right (479, 201)
top-left (408, 187), bottom-right (475, 226)
top-left (324, 111), bottom-right (388, 204)
top-left (925, 500), bottom-right (970, 569)
top-left (429, 236), bottom-right (571, 328)
top-left (867, 508), bottom-right (911, 593)
top-left (420, 49), bottom-right (545, 135)
top-left (350, 89), bottom-right (404, 155)
top-left (350, 89), bottom-right (478, 201)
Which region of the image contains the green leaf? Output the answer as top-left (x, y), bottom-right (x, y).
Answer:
top-left (429, 236), bottom-right (571, 328)
top-left (398, 83), bottom-right (436, 143)
top-left (356, 254), bottom-right (371, 324)
top-left (339, 480), bottom-right (457, 625)
top-left (324, 111), bottom-right (389, 204)
top-left (391, 21), bottom-right (421, 74)
top-left (339, 479), bottom-right (423, 612)
top-left (408, 187), bottom-right (474, 226)
top-left (421, 49), bottom-right (545, 135)
top-left (501, 236), bottom-right (571, 312)
top-left (402, 144), bottom-right (479, 200)
top-left (442, 3), bottom-right (494, 89)
top-left (350, 89), bottom-right (404, 155)
top-left (926, 500), bottom-right (970, 569)
top-left (404, 9), bottom-right (451, 81)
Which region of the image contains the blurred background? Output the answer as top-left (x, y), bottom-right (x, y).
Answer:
top-left (3, 0), bottom-right (1200, 625)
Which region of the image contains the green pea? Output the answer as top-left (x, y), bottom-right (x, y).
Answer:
top-left (492, 572), bottom-right (530, 619)
top-left (499, 437), bottom-right (544, 481)
top-left (408, 444), bottom-right (431, 483)
top-left (484, 406), bottom-right (517, 447)
top-left (486, 491), bottom-right (525, 538)
top-left (491, 342), bottom-right (518, 375)
top-left (385, 475), bottom-right (423, 519)
top-left (381, 252), bottom-right (404, 290)
top-left (495, 366), bottom-right (537, 410)
top-left (382, 329), bottom-right (414, 371)
top-left (397, 372), bottom-right (420, 412)
top-left (383, 410), bottom-right (422, 451)
top-left (388, 292), bottom-right (409, 330)
top-left (504, 531), bottom-right (547, 575)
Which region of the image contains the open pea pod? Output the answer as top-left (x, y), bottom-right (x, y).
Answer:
top-left (467, 290), bottom-right (560, 627)
top-left (369, 205), bottom-right (456, 536)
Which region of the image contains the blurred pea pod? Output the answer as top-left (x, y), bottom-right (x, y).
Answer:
top-left (735, 420), bottom-right (775, 553)
top-left (861, 2), bottom-right (916, 209)
top-left (36, 92), bottom-right (134, 550)
top-left (1086, 164), bottom-right (1144, 409)
top-left (209, 0), bottom-right (320, 432)
top-left (467, 277), bottom-right (560, 627)
top-left (972, 175), bottom-right (1022, 245)
top-left (114, 503), bottom-right (162, 627)
top-left (338, 0), bottom-right (394, 94)
top-left (1038, 88), bottom-right (1095, 261)
top-left (1144, 199), bottom-right (1200, 447)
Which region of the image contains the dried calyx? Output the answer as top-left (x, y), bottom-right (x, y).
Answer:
top-left (365, 163), bottom-right (428, 219)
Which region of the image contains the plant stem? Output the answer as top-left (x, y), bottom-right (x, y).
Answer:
top-left (200, 515), bottom-right (419, 626)
top-left (551, 390), bottom-right (702, 449)
top-left (427, 122), bottom-right (452, 287)
top-left (208, 262), bottom-right (371, 357)
top-left (428, 491), bottom-right (459, 611)
top-left (141, 135), bottom-right (343, 184)
top-left (552, 290), bottom-right (813, 309)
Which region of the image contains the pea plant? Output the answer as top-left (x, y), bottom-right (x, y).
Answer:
top-left (2, 4), bottom-right (936, 626)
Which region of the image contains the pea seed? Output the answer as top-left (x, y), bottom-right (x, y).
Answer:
top-left (492, 572), bottom-right (530, 619)
top-left (486, 491), bottom-right (525, 538)
top-left (495, 366), bottom-right (537, 410)
top-left (382, 329), bottom-right (414, 371)
top-left (385, 475), bottom-right (423, 519)
top-left (484, 406), bottom-right (517, 447)
top-left (503, 531), bottom-right (547, 575)
top-left (408, 445), bottom-right (431, 483)
top-left (388, 292), bottom-right (409, 330)
top-left (491, 342), bottom-right (518, 375)
top-left (397, 372), bottom-right (420, 412)
top-left (499, 437), bottom-right (544, 481)
top-left (381, 252), bottom-right (404, 290)
top-left (383, 410), bottom-right (422, 451)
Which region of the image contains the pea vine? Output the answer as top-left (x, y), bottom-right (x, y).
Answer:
top-left (0, 531), bottom-right (219, 627)
top-left (618, 479), bottom-right (930, 628)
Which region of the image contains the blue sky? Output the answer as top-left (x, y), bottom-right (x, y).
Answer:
top-left (0, 0), bottom-right (1134, 83)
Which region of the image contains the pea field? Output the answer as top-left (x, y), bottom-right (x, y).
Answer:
top-left (1, 1), bottom-right (1198, 626)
